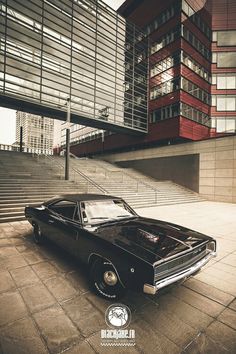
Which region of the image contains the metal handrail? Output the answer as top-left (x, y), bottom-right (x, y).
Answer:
top-left (40, 154), bottom-right (108, 195)
top-left (34, 153), bottom-right (160, 202)
top-left (88, 159), bottom-right (160, 203)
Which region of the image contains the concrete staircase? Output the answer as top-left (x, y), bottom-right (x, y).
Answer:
top-left (0, 151), bottom-right (100, 223)
top-left (45, 155), bottom-right (203, 208)
top-left (0, 151), bottom-right (203, 223)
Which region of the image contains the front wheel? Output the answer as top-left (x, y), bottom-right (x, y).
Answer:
top-left (33, 223), bottom-right (44, 245)
top-left (89, 259), bottom-right (125, 300)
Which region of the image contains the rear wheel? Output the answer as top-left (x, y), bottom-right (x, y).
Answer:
top-left (89, 258), bottom-right (125, 300)
top-left (33, 223), bottom-right (44, 245)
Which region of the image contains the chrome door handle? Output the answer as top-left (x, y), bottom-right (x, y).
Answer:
top-left (48, 219), bottom-right (54, 224)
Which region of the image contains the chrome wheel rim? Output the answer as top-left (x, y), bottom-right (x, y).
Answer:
top-left (103, 270), bottom-right (118, 286)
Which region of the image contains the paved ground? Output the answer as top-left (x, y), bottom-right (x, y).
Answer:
top-left (0, 201), bottom-right (235, 354)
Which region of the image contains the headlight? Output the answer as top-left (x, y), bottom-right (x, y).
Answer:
top-left (206, 241), bottom-right (216, 252)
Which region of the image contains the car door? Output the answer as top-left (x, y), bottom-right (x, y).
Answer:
top-left (46, 200), bottom-right (81, 256)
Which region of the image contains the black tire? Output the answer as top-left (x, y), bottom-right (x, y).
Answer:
top-left (89, 258), bottom-right (125, 300)
top-left (33, 223), bottom-right (44, 245)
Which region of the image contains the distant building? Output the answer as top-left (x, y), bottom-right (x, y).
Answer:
top-left (16, 112), bottom-right (54, 154)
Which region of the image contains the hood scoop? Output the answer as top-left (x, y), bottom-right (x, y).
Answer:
top-left (137, 228), bottom-right (160, 244)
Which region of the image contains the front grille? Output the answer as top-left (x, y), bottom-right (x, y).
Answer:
top-left (154, 245), bottom-right (207, 281)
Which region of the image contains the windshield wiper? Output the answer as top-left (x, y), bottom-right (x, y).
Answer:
top-left (91, 215), bottom-right (137, 226)
top-left (90, 217), bottom-right (109, 219)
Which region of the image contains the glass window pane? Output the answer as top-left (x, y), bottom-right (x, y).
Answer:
top-left (217, 52), bottom-right (236, 67)
top-left (226, 119), bottom-right (235, 132)
top-left (227, 76), bottom-right (236, 89)
top-left (226, 97), bottom-right (235, 110)
top-left (217, 97), bottom-right (226, 110)
top-left (216, 119), bottom-right (226, 132)
top-left (217, 76), bottom-right (226, 88)
top-left (217, 31), bottom-right (236, 46)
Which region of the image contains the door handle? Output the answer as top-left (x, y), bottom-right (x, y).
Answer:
top-left (48, 219), bottom-right (54, 224)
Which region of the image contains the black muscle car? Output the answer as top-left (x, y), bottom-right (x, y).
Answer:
top-left (25, 194), bottom-right (216, 299)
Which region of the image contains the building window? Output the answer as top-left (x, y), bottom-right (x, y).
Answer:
top-left (212, 95), bottom-right (236, 111)
top-left (150, 52), bottom-right (181, 77)
top-left (212, 118), bottom-right (236, 133)
top-left (182, 0), bottom-right (193, 16)
top-left (150, 26), bottom-right (181, 55)
top-left (213, 52), bottom-right (236, 68)
top-left (181, 78), bottom-right (210, 104)
top-left (212, 74), bottom-right (236, 89)
top-left (182, 52), bottom-right (211, 82)
top-left (182, 0), bottom-right (211, 40)
top-left (150, 102), bottom-right (210, 126)
top-left (150, 77), bottom-right (180, 100)
top-left (149, 103), bottom-right (180, 123)
top-left (182, 25), bottom-right (211, 61)
top-left (180, 103), bottom-right (210, 126)
top-left (145, 3), bottom-right (178, 36)
top-left (214, 31), bottom-right (236, 46)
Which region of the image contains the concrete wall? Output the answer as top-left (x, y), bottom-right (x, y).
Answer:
top-left (101, 136), bottom-right (236, 203)
top-left (118, 154), bottom-right (200, 192)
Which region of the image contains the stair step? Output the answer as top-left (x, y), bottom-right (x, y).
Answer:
top-left (0, 215), bottom-right (26, 223)
top-left (0, 151), bottom-right (203, 223)
top-left (0, 211), bottom-right (25, 217)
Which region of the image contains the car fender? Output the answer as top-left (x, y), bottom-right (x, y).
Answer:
top-left (87, 251), bottom-right (154, 291)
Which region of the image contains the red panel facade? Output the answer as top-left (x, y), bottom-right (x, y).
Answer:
top-left (118, 0), bottom-right (175, 28)
top-left (70, 118), bottom-right (181, 156)
top-left (211, 0), bottom-right (236, 30)
top-left (181, 39), bottom-right (211, 70)
top-left (149, 39), bottom-right (182, 65)
top-left (149, 91), bottom-right (180, 111)
top-left (179, 116), bottom-right (212, 140)
top-left (180, 91), bottom-right (210, 115)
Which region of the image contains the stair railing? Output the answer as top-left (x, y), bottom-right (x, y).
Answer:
top-left (80, 159), bottom-right (160, 204)
top-left (41, 154), bottom-right (108, 195)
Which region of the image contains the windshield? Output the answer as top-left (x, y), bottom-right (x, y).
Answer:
top-left (80, 199), bottom-right (135, 224)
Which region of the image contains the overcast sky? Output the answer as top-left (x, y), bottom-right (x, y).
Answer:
top-left (103, 0), bottom-right (124, 10)
top-left (0, 0), bottom-right (125, 145)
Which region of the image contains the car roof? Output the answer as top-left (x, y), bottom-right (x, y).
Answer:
top-left (43, 193), bottom-right (120, 205)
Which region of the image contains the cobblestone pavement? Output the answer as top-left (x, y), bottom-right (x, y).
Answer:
top-left (0, 201), bottom-right (235, 354)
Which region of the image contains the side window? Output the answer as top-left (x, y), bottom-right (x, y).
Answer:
top-left (48, 200), bottom-right (77, 220)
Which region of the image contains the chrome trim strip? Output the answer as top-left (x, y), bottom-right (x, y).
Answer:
top-left (166, 234), bottom-right (192, 248)
top-left (144, 251), bottom-right (216, 294)
top-left (152, 240), bottom-right (210, 266)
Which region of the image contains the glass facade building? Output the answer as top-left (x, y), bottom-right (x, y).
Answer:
top-left (0, 0), bottom-right (148, 133)
top-left (65, 0), bottom-right (235, 156)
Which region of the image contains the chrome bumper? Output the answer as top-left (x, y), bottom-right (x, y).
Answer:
top-left (143, 251), bottom-right (216, 295)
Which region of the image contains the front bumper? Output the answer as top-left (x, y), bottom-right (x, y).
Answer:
top-left (143, 251), bottom-right (216, 295)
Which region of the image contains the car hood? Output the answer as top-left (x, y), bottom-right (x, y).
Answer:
top-left (91, 217), bottom-right (212, 264)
